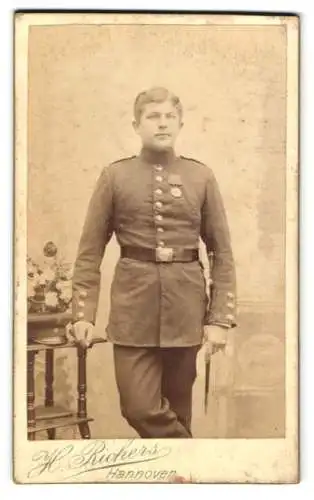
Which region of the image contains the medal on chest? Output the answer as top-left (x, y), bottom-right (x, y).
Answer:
top-left (170, 187), bottom-right (182, 198)
top-left (168, 174), bottom-right (183, 199)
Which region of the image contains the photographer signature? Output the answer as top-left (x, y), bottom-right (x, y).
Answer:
top-left (27, 439), bottom-right (172, 479)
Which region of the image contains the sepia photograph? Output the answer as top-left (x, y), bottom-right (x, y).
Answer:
top-left (14, 12), bottom-right (299, 483)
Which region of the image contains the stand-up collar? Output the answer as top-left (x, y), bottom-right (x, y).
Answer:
top-left (139, 147), bottom-right (176, 166)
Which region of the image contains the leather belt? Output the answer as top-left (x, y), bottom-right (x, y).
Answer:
top-left (120, 246), bottom-right (199, 263)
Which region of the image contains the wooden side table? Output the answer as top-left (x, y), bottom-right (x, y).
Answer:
top-left (27, 338), bottom-right (106, 440)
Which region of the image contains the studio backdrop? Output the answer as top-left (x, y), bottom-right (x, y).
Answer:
top-left (27, 22), bottom-right (286, 438)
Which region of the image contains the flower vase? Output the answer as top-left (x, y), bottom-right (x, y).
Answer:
top-left (28, 298), bottom-right (46, 314)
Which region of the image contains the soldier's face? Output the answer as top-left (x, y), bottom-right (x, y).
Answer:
top-left (133, 100), bottom-right (183, 151)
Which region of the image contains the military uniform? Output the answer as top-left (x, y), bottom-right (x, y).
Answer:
top-left (72, 147), bottom-right (236, 438)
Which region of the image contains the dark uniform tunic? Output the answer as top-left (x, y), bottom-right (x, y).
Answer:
top-left (72, 148), bottom-right (237, 346)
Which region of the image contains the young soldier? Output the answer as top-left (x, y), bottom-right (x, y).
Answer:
top-left (70, 87), bottom-right (236, 438)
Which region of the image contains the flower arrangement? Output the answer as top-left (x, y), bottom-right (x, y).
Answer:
top-left (27, 241), bottom-right (73, 314)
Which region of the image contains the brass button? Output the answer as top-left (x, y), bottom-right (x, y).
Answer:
top-left (155, 188), bottom-right (163, 195)
top-left (227, 302), bottom-right (234, 309)
top-left (227, 292), bottom-right (234, 299)
top-left (226, 314), bottom-right (234, 321)
top-left (155, 175), bottom-right (163, 182)
top-left (157, 227), bottom-right (164, 233)
top-left (155, 215), bottom-right (163, 222)
top-left (158, 241), bottom-right (165, 247)
top-left (78, 301), bottom-right (85, 307)
top-left (155, 201), bottom-right (163, 209)
top-left (79, 290), bottom-right (87, 298)
top-left (155, 165), bottom-right (163, 171)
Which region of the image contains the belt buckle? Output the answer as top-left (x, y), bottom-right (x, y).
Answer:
top-left (156, 247), bottom-right (174, 262)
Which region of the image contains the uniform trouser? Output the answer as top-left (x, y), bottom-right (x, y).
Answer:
top-left (113, 344), bottom-right (201, 438)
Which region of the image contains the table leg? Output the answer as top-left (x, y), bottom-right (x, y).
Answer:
top-left (77, 346), bottom-right (91, 439)
top-left (45, 349), bottom-right (56, 440)
top-left (27, 351), bottom-right (36, 440)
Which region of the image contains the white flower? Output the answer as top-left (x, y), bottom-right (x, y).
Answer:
top-left (58, 280), bottom-right (72, 302)
top-left (41, 268), bottom-right (55, 282)
top-left (45, 292), bottom-right (58, 308)
top-left (60, 287), bottom-right (72, 302)
top-left (38, 275), bottom-right (47, 286)
top-left (63, 266), bottom-right (73, 281)
top-left (57, 280), bottom-right (71, 291)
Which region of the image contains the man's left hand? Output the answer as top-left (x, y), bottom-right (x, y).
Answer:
top-left (203, 325), bottom-right (229, 357)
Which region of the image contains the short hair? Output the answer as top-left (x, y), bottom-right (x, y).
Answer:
top-left (133, 87), bottom-right (183, 123)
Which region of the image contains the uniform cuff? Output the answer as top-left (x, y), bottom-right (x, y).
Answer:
top-left (72, 288), bottom-right (98, 324)
top-left (205, 287), bottom-right (237, 328)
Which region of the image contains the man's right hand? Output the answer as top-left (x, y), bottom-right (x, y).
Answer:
top-left (67, 320), bottom-right (94, 348)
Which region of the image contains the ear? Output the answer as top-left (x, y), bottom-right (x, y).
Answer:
top-left (179, 120), bottom-right (184, 130)
top-left (132, 119), bottom-right (139, 134)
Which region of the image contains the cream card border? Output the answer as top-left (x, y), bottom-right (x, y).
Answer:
top-left (14, 12), bottom-right (299, 484)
